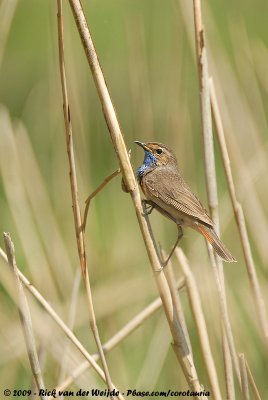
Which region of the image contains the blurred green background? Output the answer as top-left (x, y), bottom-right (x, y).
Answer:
top-left (0, 0), bottom-right (267, 398)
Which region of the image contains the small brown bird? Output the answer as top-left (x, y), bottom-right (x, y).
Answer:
top-left (135, 141), bottom-right (236, 263)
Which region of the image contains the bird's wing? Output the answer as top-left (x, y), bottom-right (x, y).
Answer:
top-left (144, 170), bottom-right (214, 227)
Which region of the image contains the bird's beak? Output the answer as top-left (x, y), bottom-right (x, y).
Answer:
top-left (134, 141), bottom-right (149, 151)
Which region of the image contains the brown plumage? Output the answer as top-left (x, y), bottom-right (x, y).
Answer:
top-left (135, 141), bottom-right (236, 263)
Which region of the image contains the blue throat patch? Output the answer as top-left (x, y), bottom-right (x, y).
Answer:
top-left (137, 151), bottom-right (157, 183)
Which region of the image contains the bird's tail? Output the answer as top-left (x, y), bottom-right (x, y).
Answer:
top-left (197, 224), bottom-right (236, 263)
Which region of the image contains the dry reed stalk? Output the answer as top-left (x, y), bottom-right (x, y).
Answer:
top-left (52, 277), bottom-right (185, 397)
top-left (210, 78), bottom-right (268, 347)
top-left (192, 0), bottom-right (217, 212)
top-left (3, 233), bottom-right (47, 400)
top-left (192, 0), bottom-right (240, 391)
top-left (207, 249), bottom-right (241, 385)
top-left (30, 342), bottom-right (47, 400)
top-left (56, 1), bottom-right (115, 397)
top-left (0, 246), bottom-right (124, 400)
top-left (239, 353), bottom-right (250, 400)
top-left (222, 324), bottom-right (235, 400)
top-left (176, 248), bottom-right (222, 400)
top-left (83, 168), bottom-right (120, 230)
top-left (68, 0), bottom-right (207, 396)
top-left (244, 358), bottom-right (261, 400)
top-left (160, 248), bottom-right (193, 357)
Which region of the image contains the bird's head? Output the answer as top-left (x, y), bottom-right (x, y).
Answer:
top-left (135, 141), bottom-right (177, 182)
top-left (135, 141), bottom-right (177, 167)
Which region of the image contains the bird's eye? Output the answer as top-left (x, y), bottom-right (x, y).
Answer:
top-left (156, 148), bottom-right (163, 155)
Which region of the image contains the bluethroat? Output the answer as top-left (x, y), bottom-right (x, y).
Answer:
top-left (135, 141), bottom-right (236, 264)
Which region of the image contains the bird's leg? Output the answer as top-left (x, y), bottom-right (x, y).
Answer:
top-left (142, 199), bottom-right (155, 216)
top-left (160, 226), bottom-right (183, 269)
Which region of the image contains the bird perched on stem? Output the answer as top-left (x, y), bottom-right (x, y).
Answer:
top-left (135, 141), bottom-right (236, 265)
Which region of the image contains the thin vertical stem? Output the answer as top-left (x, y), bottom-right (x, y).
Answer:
top-left (3, 233), bottom-right (47, 400)
top-left (162, 251), bottom-right (193, 358)
top-left (57, 1), bottom-right (115, 397)
top-left (176, 248), bottom-right (222, 400)
top-left (193, 0), bottom-right (217, 215)
top-left (192, 0), bottom-right (241, 390)
top-left (210, 78), bottom-right (268, 347)
top-left (222, 324), bottom-right (235, 400)
top-left (239, 353), bottom-right (250, 400)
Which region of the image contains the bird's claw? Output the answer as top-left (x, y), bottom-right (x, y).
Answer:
top-left (142, 200), bottom-right (155, 216)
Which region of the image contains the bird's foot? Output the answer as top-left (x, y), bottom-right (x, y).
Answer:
top-left (142, 200), bottom-right (155, 216)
